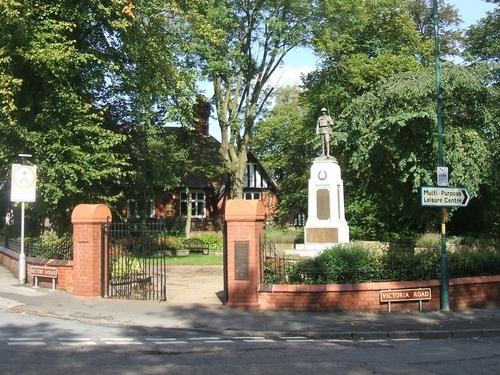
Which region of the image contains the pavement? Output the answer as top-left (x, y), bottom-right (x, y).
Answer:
top-left (1, 264), bottom-right (500, 340)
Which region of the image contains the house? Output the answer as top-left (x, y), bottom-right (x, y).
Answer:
top-left (123, 98), bottom-right (278, 230)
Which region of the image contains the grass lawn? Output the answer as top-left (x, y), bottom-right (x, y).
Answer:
top-left (165, 254), bottom-right (223, 265)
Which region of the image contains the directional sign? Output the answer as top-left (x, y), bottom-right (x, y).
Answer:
top-left (420, 186), bottom-right (470, 207)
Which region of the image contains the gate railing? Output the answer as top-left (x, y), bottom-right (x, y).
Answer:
top-left (103, 222), bottom-right (170, 301)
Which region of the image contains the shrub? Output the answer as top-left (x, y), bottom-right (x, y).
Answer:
top-left (415, 233), bottom-right (440, 249)
top-left (25, 232), bottom-right (73, 260)
top-left (192, 232), bottom-right (223, 251)
top-left (265, 224), bottom-right (303, 244)
top-left (289, 245), bottom-right (381, 284)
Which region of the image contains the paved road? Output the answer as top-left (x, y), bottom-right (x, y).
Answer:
top-left (1, 311), bottom-right (500, 374)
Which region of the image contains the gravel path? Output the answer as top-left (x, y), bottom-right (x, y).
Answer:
top-left (166, 265), bottom-right (224, 305)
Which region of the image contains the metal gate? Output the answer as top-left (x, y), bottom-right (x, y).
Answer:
top-left (103, 222), bottom-right (168, 300)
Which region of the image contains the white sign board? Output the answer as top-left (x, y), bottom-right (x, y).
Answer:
top-left (421, 186), bottom-right (470, 207)
top-left (10, 164), bottom-right (37, 202)
top-left (437, 166), bottom-right (448, 187)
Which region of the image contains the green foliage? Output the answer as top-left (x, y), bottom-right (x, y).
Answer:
top-left (267, 241), bottom-right (500, 285)
top-left (464, 6), bottom-right (499, 63)
top-left (111, 256), bottom-right (144, 279)
top-left (175, 0), bottom-right (313, 197)
top-left (339, 64), bottom-right (498, 236)
top-left (164, 254), bottom-right (223, 265)
top-left (415, 233), bottom-right (441, 249)
top-left (192, 232), bottom-right (223, 251)
top-left (25, 232), bottom-right (72, 260)
top-left (289, 245), bottom-right (381, 284)
top-left (264, 224), bottom-right (304, 244)
top-left (253, 87), bottom-right (316, 223)
top-left (0, 0), bottom-right (196, 232)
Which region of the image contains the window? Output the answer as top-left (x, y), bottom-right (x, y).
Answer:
top-left (244, 191), bottom-right (261, 200)
top-left (180, 191), bottom-right (206, 218)
top-left (244, 163), bottom-right (268, 189)
top-left (127, 199), bottom-right (138, 219)
top-left (146, 199), bottom-right (155, 218)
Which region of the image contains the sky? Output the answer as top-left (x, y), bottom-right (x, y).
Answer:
top-left (207, 0), bottom-right (497, 139)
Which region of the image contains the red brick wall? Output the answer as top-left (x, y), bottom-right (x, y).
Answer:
top-left (0, 248), bottom-right (74, 291)
top-left (259, 276), bottom-right (500, 312)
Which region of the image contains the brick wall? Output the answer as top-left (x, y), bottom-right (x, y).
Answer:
top-left (0, 247), bottom-right (74, 291)
top-left (258, 276), bottom-right (500, 312)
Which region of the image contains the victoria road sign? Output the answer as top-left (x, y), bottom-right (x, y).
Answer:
top-left (421, 186), bottom-right (470, 207)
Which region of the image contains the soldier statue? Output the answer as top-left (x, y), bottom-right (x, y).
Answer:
top-left (316, 108), bottom-right (333, 158)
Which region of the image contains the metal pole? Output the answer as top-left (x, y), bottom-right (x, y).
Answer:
top-left (19, 201), bottom-right (26, 284)
top-left (433, 0), bottom-right (450, 311)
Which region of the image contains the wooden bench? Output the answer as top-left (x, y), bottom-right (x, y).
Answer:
top-left (182, 238), bottom-right (209, 255)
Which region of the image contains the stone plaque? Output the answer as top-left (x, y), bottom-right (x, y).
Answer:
top-left (316, 189), bottom-right (330, 220)
top-left (234, 241), bottom-right (249, 280)
top-left (306, 228), bottom-right (338, 243)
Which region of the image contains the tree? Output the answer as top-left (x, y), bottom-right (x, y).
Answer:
top-left (464, 4), bottom-right (499, 63)
top-left (174, 0), bottom-right (312, 197)
top-left (0, 1), bottom-right (195, 232)
top-left (253, 87), bottom-right (315, 223)
top-left (303, 0), bottom-right (462, 115)
top-left (340, 64), bottom-right (497, 237)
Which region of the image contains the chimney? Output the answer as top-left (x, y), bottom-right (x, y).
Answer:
top-left (193, 94), bottom-right (211, 136)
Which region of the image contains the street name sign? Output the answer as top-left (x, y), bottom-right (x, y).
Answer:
top-left (420, 186), bottom-right (470, 207)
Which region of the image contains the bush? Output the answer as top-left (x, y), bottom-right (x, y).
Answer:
top-left (415, 233), bottom-right (440, 249)
top-left (265, 224), bottom-right (303, 244)
top-left (192, 232), bottom-right (223, 251)
top-left (288, 245), bottom-right (381, 284)
top-left (25, 232), bottom-right (73, 260)
top-left (265, 239), bottom-right (500, 285)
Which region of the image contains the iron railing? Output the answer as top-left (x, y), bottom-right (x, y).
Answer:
top-left (261, 241), bottom-right (500, 285)
top-left (0, 234), bottom-right (73, 260)
top-left (104, 222), bottom-right (170, 301)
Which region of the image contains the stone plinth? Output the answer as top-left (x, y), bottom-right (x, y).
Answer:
top-left (293, 157), bottom-right (349, 256)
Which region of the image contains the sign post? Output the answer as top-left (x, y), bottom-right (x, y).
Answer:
top-left (10, 156), bottom-right (36, 285)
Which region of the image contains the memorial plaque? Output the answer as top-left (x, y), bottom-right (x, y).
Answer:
top-left (234, 241), bottom-right (249, 280)
top-left (316, 189), bottom-right (330, 220)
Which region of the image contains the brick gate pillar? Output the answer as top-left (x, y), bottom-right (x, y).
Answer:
top-left (71, 204), bottom-right (111, 297)
top-left (225, 199), bottom-right (265, 309)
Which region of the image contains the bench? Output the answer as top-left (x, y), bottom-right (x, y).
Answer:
top-left (182, 238), bottom-right (209, 255)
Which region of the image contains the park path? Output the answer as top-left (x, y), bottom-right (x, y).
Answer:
top-left (166, 265), bottom-right (224, 305)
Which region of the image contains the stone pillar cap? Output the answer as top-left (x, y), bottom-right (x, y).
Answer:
top-left (71, 204), bottom-right (112, 224)
top-left (225, 199), bottom-right (265, 222)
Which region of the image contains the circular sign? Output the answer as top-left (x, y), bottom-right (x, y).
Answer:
top-left (318, 170), bottom-right (327, 180)
top-left (13, 166), bottom-right (36, 188)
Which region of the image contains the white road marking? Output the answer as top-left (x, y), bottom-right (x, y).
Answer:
top-left (243, 339), bottom-right (275, 343)
top-left (203, 340), bottom-right (234, 344)
top-left (232, 336), bottom-right (265, 340)
top-left (8, 338), bottom-right (45, 346)
top-left (188, 337), bottom-right (220, 341)
top-left (152, 341), bottom-right (188, 345)
top-left (100, 337), bottom-right (142, 345)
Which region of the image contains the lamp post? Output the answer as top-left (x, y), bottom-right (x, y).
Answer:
top-left (433, 0), bottom-right (450, 311)
top-left (11, 154), bottom-right (35, 285)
